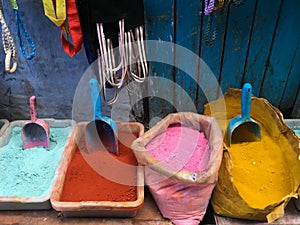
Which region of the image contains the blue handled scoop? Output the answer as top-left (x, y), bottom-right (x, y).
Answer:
top-left (85, 78), bottom-right (118, 154)
top-left (227, 83), bottom-right (261, 146)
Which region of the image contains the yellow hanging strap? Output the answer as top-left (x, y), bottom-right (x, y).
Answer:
top-left (42, 0), bottom-right (66, 26)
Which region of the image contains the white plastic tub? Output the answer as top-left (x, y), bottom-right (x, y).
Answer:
top-left (50, 121), bottom-right (144, 217)
top-left (285, 119), bottom-right (300, 137)
top-left (0, 119), bottom-right (74, 210)
top-left (0, 119), bottom-right (9, 137)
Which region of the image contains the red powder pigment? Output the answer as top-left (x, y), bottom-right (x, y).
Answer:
top-left (60, 132), bottom-right (138, 202)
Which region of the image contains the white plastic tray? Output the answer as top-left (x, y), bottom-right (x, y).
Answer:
top-left (50, 121), bottom-right (145, 217)
top-left (285, 119), bottom-right (300, 134)
top-left (0, 119), bottom-right (9, 137)
top-left (0, 119), bottom-right (74, 210)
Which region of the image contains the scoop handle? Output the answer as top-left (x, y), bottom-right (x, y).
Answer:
top-left (29, 96), bottom-right (37, 122)
top-left (89, 78), bottom-right (102, 120)
top-left (241, 83), bottom-right (252, 120)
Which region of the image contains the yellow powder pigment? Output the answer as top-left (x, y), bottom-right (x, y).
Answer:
top-left (229, 127), bottom-right (292, 209)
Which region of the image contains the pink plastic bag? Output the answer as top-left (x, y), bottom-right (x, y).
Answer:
top-left (131, 112), bottom-right (223, 225)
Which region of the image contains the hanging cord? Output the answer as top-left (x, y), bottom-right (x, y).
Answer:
top-left (97, 49), bottom-right (118, 104)
top-left (231, 0), bottom-right (246, 6)
top-left (96, 21), bottom-right (124, 104)
top-left (204, 0), bottom-right (242, 46)
top-left (10, 0), bottom-right (35, 60)
top-left (204, 0), bottom-right (215, 15)
top-left (204, 7), bottom-right (224, 46)
top-left (124, 27), bottom-right (148, 84)
top-left (96, 20), bottom-right (127, 88)
top-left (0, 1), bottom-right (17, 73)
top-left (96, 20), bottom-right (127, 104)
top-left (213, 0), bottom-right (224, 11)
top-left (125, 30), bottom-right (139, 84)
top-left (96, 20), bottom-right (148, 104)
top-left (134, 26), bottom-right (148, 82)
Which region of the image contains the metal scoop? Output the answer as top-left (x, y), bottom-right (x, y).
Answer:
top-left (22, 96), bottom-right (50, 149)
top-left (227, 83), bottom-right (261, 146)
top-left (85, 78), bottom-right (118, 154)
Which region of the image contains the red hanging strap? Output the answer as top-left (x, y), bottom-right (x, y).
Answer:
top-left (60, 0), bottom-right (83, 57)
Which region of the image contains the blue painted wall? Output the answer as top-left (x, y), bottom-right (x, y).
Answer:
top-left (0, 0), bottom-right (299, 123)
top-left (0, 0), bottom-right (89, 120)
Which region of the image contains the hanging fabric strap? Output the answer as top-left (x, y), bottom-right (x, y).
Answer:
top-left (60, 0), bottom-right (83, 57)
top-left (0, 1), bottom-right (17, 73)
top-left (10, 0), bottom-right (35, 60)
top-left (42, 0), bottom-right (66, 26)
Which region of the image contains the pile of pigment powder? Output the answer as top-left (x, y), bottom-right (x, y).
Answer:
top-left (146, 125), bottom-right (209, 173)
top-left (60, 133), bottom-right (138, 202)
top-left (0, 126), bottom-right (71, 197)
top-left (229, 127), bottom-right (293, 209)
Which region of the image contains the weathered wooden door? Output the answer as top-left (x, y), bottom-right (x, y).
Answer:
top-left (144, 0), bottom-right (300, 126)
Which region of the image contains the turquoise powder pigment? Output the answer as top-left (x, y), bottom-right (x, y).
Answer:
top-left (0, 126), bottom-right (71, 197)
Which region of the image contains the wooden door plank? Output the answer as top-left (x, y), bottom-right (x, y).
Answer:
top-left (279, 42), bottom-right (300, 116)
top-left (219, 1), bottom-right (257, 92)
top-left (198, 4), bottom-right (229, 113)
top-left (174, 0), bottom-right (202, 113)
top-left (144, 0), bottom-right (175, 126)
top-left (260, 0), bottom-right (300, 107)
top-left (243, 0), bottom-right (281, 96)
top-left (291, 87), bottom-right (300, 118)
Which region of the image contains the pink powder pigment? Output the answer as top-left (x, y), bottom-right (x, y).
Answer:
top-left (146, 125), bottom-right (209, 173)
